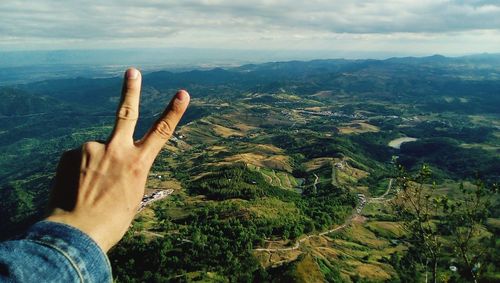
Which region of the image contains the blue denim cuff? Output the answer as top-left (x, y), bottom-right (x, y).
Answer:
top-left (22, 220), bottom-right (112, 283)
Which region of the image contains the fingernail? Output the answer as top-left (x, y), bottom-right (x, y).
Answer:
top-left (176, 90), bottom-right (189, 101)
top-left (126, 68), bottom-right (139, 80)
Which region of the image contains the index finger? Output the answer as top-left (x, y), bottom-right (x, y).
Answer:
top-left (110, 68), bottom-right (142, 143)
top-left (138, 90), bottom-right (190, 157)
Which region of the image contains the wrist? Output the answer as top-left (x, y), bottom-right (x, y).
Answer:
top-left (46, 212), bottom-right (114, 253)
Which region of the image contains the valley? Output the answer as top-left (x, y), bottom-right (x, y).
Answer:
top-left (0, 55), bottom-right (499, 282)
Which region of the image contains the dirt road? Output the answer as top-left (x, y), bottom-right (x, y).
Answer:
top-left (254, 179), bottom-right (393, 252)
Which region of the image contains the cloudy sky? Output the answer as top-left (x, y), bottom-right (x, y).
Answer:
top-left (1, 0), bottom-right (500, 56)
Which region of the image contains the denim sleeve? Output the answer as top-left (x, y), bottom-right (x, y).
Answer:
top-left (0, 221), bottom-right (112, 283)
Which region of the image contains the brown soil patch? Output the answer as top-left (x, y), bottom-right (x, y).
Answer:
top-left (207, 145), bottom-right (227, 151)
top-left (233, 122), bottom-right (257, 132)
top-left (355, 263), bottom-right (392, 281)
top-left (293, 254), bottom-right (325, 283)
top-left (252, 144), bottom-right (283, 154)
top-left (163, 144), bottom-right (180, 152)
top-left (256, 249), bottom-right (302, 268)
top-left (345, 165), bottom-right (369, 179)
top-left (212, 124), bottom-right (244, 138)
top-left (352, 215), bottom-right (367, 224)
top-left (303, 235), bottom-right (330, 247)
top-left (223, 153), bottom-right (292, 172)
top-left (303, 157), bottom-right (333, 171)
top-left (304, 106), bottom-right (322, 112)
top-left (147, 177), bottom-right (182, 191)
top-left (313, 246), bottom-right (340, 260)
top-left (344, 223), bottom-right (388, 249)
top-left (339, 121), bottom-right (380, 134)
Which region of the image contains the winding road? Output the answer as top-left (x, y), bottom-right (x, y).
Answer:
top-left (135, 175), bottom-right (395, 254)
top-left (254, 178), bottom-right (393, 252)
top-left (370, 178), bottom-right (393, 201)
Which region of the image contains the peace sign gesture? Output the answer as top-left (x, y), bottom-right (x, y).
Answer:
top-left (46, 68), bottom-right (190, 252)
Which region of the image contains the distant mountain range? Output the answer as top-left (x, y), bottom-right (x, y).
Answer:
top-left (3, 55), bottom-right (498, 116)
top-left (1, 50), bottom-right (499, 85)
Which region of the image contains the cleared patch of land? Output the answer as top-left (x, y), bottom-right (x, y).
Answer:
top-left (339, 121), bottom-right (380, 134)
top-left (388, 137), bottom-right (418, 149)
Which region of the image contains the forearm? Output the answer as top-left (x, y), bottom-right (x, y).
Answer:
top-left (0, 221), bottom-right (112, 282)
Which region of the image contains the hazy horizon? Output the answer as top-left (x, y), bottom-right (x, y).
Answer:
top-left (2, 47), bottom-right (499, 67)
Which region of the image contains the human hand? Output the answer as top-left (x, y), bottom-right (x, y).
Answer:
top-left (46, 68), bottom-right (190, 252)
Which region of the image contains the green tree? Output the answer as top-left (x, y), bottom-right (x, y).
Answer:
top-left (391, 164), bottom-right (442, 283)
top-left (440, 181), bottom-right (494, 282)
top-left (392, 165), bottom-right (496, 283)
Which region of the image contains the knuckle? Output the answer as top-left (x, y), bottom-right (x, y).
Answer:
top-left (82, 141), bottom-right (99, 153)
top-left (105, 144), bottom-right (123, 160)
top-left (130, 158), bottom-right (148, 176)
top-left (153, 119), bottom-right (174, 139)
top-left (117, 105), bottom-right (138, 120)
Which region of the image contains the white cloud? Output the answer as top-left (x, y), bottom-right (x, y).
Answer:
top-left (0, 0), bottom-right (499, 55)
